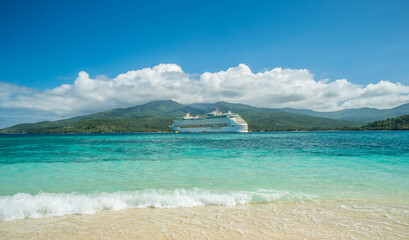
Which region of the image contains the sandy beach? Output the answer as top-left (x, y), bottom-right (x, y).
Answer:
top-left (1, 200), bottom-right (408, 240)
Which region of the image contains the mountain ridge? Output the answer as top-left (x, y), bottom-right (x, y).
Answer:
top-left (0, 100), bottom-right (359, 133)
top-left (1, 100), bottom-right (408, 134)
top-left (278, 103), bottom-right (409, 122)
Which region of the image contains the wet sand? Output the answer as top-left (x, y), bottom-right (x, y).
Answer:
top-left (1, 200), bottom-right (409, 240)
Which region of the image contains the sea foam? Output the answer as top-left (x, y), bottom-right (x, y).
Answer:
top-left (0, 189), bottom-right (314, 221)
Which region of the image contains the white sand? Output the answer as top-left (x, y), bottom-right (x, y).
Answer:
top-left (1, 200), bottom-right (409, 240)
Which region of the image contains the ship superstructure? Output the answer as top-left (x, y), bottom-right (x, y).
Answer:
top-left (170, 108), bottom-right (248, 133)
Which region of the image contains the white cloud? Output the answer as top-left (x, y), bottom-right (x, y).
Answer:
top-left (1, 63), bottom-right (409, 123)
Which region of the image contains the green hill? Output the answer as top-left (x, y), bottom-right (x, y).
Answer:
top-left (279, 103), bottom-right (409, 122)
top-left (203, 101), bottom-right (361, 131)
top-left (0, 100), bottom-right (363, 134)
top-left (359, 115), bottom-right (409, 130)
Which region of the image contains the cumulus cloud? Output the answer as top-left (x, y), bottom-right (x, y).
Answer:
top-left (1, 63), bottom-right (409, 121)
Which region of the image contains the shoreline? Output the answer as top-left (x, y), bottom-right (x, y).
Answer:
top-left (1, 201), bottom-right (408, 240)
top-left (1, 129), bottom-right (409, 135)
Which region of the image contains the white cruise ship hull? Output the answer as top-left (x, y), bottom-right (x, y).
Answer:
top-left (170, 125), bottom-right (248, 133)
top-left (170, 109), bottom-right (249, 133)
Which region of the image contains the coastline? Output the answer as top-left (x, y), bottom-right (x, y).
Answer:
top-left (1, 129), bottom-right (409, 136)
top-left (1, 200), bottom-right (408, 240)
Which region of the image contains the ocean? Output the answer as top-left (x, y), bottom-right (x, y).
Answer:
top-left (1, 132), bottom-right (409, 239)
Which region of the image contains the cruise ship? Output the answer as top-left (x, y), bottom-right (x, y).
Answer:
top-left (170, 108), bottom-right (248, 133)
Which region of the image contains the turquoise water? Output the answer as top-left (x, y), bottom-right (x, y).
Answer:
top-left (1, 132), bottom-right (409, 220)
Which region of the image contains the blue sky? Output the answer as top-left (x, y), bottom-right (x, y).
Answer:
top-left (1, 0), bottom-right (408, 88)
top-left (1, 0), bottom-right (409, 127)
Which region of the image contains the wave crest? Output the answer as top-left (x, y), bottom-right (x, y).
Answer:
top-left (0, 189), bottom-right (315, 221)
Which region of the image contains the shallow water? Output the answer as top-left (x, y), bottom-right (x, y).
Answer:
top-left (0, 132), bottom-right (409, 237)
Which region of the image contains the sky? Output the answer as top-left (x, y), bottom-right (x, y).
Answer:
top-left (1, 0), bottom-right (409, 128)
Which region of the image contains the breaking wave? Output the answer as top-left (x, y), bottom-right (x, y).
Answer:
top-left (0, 188), bottom-right (315, 221)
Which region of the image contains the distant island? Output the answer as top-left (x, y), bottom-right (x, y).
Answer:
top-left (1, 100), bottom-right (409, 134)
